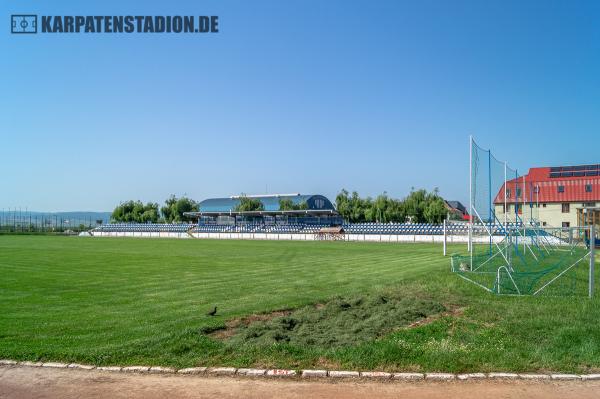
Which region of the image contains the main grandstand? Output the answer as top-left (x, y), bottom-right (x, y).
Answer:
top-left (187, 193), bottom-right (343, 227)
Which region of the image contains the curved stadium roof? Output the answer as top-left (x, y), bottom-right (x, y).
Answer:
top-left (198, 194), bottom-right (336, 213)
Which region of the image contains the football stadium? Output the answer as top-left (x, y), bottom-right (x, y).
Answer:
top-left (4, 3), bottom-right (600, 397)
top-left (1, 139), bottom-right (599, 377)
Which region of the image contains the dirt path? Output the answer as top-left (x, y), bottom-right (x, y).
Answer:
top-left (1, 366), bottom-right (599, 399)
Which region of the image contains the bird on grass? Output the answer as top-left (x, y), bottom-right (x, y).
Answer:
top-left (206, 306), bottom-right (218, 316)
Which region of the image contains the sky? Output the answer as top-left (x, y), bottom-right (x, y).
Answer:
top-left (1, 0), bottom-right (600, 212)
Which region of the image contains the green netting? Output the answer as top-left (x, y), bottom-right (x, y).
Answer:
top-left (471, 141), bottom-right (494, 224)
top-left (503, 165), bottom-right (519, 225)
top-left (461, 138), bottom-right (593, 296)
top-left (454, 224), bottom-right (593, 296)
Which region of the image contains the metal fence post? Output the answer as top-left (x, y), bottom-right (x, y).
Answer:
top-left (591, 224), bottom-right (596, 299)
top-left (443, 220), bottom-right (447, 256)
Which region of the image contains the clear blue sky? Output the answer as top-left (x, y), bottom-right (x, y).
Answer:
top-left (2, 0), bottom-right (599, 212)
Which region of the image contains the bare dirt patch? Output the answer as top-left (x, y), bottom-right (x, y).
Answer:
top-left (209, 310), bottom-right (293, 340)
top-left (405, 305), bottom-right (466, 329)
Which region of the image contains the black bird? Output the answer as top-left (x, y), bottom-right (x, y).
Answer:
top-left (206, 306), bottom-right (217, 316)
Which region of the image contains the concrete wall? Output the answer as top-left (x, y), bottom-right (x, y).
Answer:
top-left (91, 231), bottom-right (191, 239)
top-left (91, 230), bottom-right (501, 244)
top-left (104, 232), bottom-right (502, 244)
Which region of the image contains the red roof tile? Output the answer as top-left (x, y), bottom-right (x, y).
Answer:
top-left (494, 166), bottom-right (600, 204)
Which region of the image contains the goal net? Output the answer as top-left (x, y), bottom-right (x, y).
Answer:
top-left (452, 137), bottom-right (596, 296)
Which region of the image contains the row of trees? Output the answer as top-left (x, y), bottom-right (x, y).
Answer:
top-left (111, 190), bottom-right (450, 224)
top-left (335, 188), bottom-right (448, 223)
top-left (111, 196), bottom-right (199, 223)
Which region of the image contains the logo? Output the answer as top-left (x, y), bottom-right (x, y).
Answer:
top-left (11, 15), bottom-right (37, 34)
top-left (10, 15), bottom-right (218, 34)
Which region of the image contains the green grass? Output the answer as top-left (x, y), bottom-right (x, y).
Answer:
top-left (1, 235), bottom-right (600, 372)
top-left (226, 292), bottom-right (446, 348)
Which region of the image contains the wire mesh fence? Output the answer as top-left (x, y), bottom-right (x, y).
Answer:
top-left (0, 210), bottom-right (106, 234)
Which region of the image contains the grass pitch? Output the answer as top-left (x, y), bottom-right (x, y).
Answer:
top-left (1, 235), bottom-right (600, 372)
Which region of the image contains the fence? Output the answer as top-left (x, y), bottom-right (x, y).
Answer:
top-left (0, 210), bottom-right (106, 233)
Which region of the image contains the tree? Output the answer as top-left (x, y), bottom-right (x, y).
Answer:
top-left (335, 188), bottom-right (445, 224)
top-left (350, 191), bottom-right (368, 222)
top-left (385, 198), bottom-right (406, 223)
top-left (161, 195), bottom-right (199, 223)
top-left (279, 198), bottom-right (309, 211)
top-left (335, 190), bottom-right (351, 220)
top-left (111, 201), bottom-right (160, 223)
top-left (372, 193), bottom-right (390, 223)
top-left (234, 195), bottom-right (264, 212)
top-left (424, 197), bottom-right (447, 223)
top-left (403, 189), bottom-right (428, 223)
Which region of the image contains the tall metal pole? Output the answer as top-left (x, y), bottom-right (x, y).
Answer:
top-left (590, 224), bottom-right (595, 299)
top-left (504, 161), bottom-right (508, 261)
top-left (504, 162), bottom-right (507, 227)
top-left (514, 171), bottom-right (518, 253)
top-left (488, 150), bottom-right (492, 256)
top-left (523, 175), bottom-right (526, 253)
top-left (469, 135), bottom-right (473, 255)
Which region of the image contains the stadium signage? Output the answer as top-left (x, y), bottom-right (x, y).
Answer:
top-left (11, 15), bottom-right (219, 34)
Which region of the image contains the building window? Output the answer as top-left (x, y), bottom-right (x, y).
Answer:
top-left (558, 185), bottom-right (565, 193)
top-left (533, 185), bottom-right (540, 193)
top-left (562, 203), bottom-right (570, 213)
top-left (506, 189), bottom-right (511, 198)
top-left (516, 188), bottom-right (522, 198)
top-left (542, 221), bottom-right (547, 226)
top-left (542, 203), bottom-right (547, 208)
top-left (585, 184), bottom-right (593, 193)
top-left (583, 202), bottom-right (596, 207)
top-left (562, 222), bottom-right (570, 228)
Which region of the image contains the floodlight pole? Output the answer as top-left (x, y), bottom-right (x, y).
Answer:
top-left (590, 224), bottom-right (596, 299)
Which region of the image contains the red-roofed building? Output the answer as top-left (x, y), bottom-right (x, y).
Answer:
top-left (493, 164), bottom-right (600, 228)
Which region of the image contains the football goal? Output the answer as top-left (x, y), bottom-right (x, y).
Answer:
top-left (451, 137), bottom-right (596, 297)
